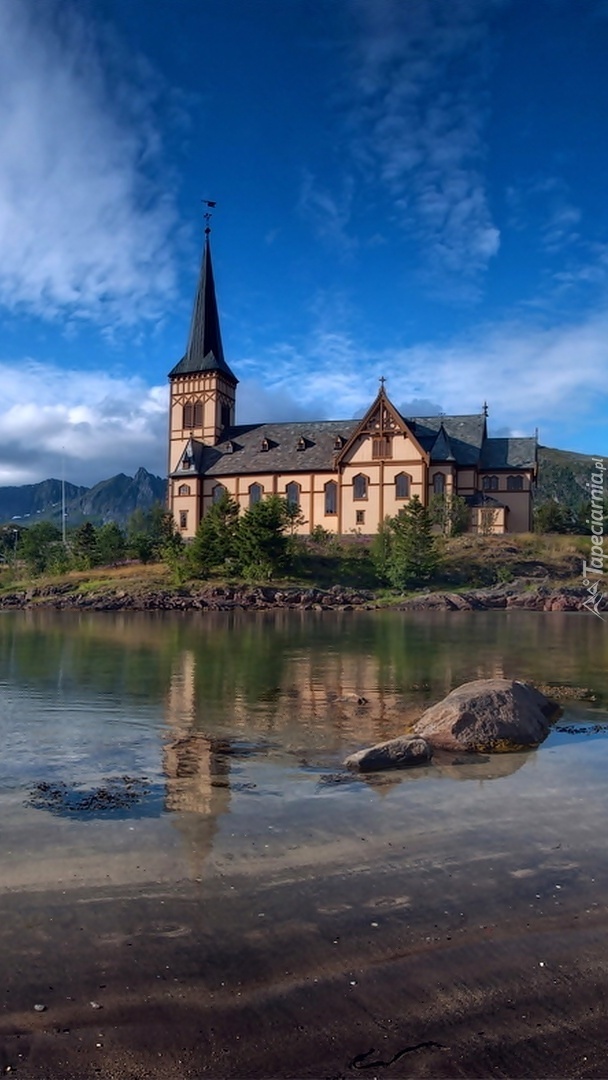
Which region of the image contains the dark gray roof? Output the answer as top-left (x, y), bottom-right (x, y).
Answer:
top-left (480, 437), bottom-right (537, 470)
top-left (170, 420), bottom-right (359, 478)
top-left (430, 426), bottom-right (456, 462)
top-left (169, 414), bottom-right (536, 479)
top-left (169, 235), bottom-right (237, 383)
top-left (405, 414), bottom-right (485, 466)
top-left (464, 492), bottom-right (507, 508)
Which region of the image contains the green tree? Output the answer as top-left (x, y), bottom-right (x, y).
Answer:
top-left (236, 495), bottom-right (290, 581)
top-left (18, 522), bottom-right (63, 575)
top-left (127, 503), bottom-right (174, 563)
top-left (385, 496), bottom-right (439, 589)
top-left (533, 500), bottom-right (572, 534)
top-left (187, 493), bottom-right (240, 578)
top-left (371, 516), bottom-right (393, 583)
top-left (72, 522), bottom-right (99, 568)
top-left (96, 522), bottom-right (126, 565)
top-left (429, 492), bottom-right (470, 536)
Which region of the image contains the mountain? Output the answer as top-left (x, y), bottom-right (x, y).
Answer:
top-left (0, 478), bottom-right (88, 525)
top-left (536, 446), bottom-right (598, 509)
top-left (0, 469), bottom-right (167, 527)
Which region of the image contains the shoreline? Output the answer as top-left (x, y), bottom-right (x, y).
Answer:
top-left (0, 580), bottom-right (595, 613)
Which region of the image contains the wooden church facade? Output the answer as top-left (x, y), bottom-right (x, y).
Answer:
top-left (168, 234), bottom-right (537, 539)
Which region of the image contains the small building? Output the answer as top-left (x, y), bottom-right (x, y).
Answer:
top-left (168, 232), bottom-right (536, 538)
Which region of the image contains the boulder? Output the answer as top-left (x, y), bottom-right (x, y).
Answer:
top-left (344, 735), bottom-right (432, 772)
top-left (412, 678), bottom-right (559, 753)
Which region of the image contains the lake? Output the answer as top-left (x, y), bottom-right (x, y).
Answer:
top-left (1, 609), bottom-right (607, 1078)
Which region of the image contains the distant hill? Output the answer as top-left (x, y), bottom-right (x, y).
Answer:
top-left (0, 468), bottom-right (167, 527)
top-left (536, 446), bottom-right (598, 509)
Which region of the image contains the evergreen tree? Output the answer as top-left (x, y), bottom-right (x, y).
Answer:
top-left (72, 522), bottom-right (99, 568)
top-left (96, 522), bottom-right (126, 565)
top-left (187, 493), bottom-right (240, 578)
top-left (236, 495), bottom-right (289, 581)
top-left (386, 496), bottom-right (439, 588)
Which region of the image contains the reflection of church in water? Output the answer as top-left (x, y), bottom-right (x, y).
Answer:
top-left (163, 650), bottom-right (233, 872)
top-left (161, 642), bottom-right (512, 865)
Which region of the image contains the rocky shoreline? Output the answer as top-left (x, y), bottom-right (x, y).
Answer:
top-left (0, 579), bottom-right (597, 612)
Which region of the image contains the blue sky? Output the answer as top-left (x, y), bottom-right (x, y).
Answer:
top-left (0, 0), bottom-right (607, 486)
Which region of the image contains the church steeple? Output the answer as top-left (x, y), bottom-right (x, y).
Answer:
top-left (169, 230), bottom-right (237, 383)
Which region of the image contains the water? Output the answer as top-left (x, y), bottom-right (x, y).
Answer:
top-left (1, 608), bottom-right (608, 1077)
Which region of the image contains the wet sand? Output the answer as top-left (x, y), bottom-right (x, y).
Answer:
top-left (2, 792), bottom-right (608, 1080)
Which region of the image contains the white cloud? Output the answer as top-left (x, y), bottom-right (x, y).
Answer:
top-left (246, 311), bottom-right (608, 451)
top-left (0, 359), bottom-right (167, 486)
top-left (348, 0), bottom-right (501, 286)
top-left (0, 0), bottom-right (178, 328)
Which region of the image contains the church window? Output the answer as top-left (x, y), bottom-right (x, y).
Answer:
top-left (285, 481), bottom-right (301, 507)
top-left (220, 403), bottom-right (231, 430)
top-left (356, 510), bottom-right (365, 525)
top-left (212, 484), bottom-right (227, 504)
top-left (482, 475), bottom-right (499, 491)
top-left (178, 484), bottom-right (191, 496)
top-left (182, 402), bottom-right (203, 429)
top-left (372, 436), bottom-right (392, 459)
top-left (507, 475), bottom-right (523, 491)
top-left (179, 510), bottom-right (188, 530)
top-left (353, 474), bottom-right (368, 500)
top-left (395, 473), bottom-right (410, 499)
top-left (324, 481), bottom-right (337, 515)
top-left (433, 472), bottom-right (446, 494)
top-left (249, 482), bottom-right (263, 506)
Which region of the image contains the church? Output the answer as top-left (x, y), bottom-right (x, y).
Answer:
top-left (167, 230), bottom-right (537, 539)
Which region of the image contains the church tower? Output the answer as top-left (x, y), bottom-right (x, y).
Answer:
top-left (167, 227), bottom-right (238, 535)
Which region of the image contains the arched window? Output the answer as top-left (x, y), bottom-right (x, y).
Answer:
top-left (285, 481), bottom-right (301, 507)
top-left (179, 510), bottom-right (188, 530)
top-left (178, 484), bottom-right (191, 496)
top-left (507, 475), bottom-right (523, 491)
top-left (433, 472), bottom-right (446, 494)
top-left (249, 482), bottom-right (263, 506)
top-left (395, 473), bottom-right (410, 499)
top-left (353, 473), bottom-right (368, 500)
top-left (324, 480), bottom-right (337, 515)
top-left (212, 484), bottom-right (227, 504)
top-left (482, 475), bottom-right (499, 491)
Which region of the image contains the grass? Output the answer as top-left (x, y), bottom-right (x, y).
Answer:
top-left (0, 532), bottom-right (589, 602)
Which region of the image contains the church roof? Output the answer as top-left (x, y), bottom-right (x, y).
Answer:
top-left (169, 420), bottom-right (359, 478)
top-left (168, 233), bottom-right (237, 383)
top-left (169, 415), bottom-right (536, 478)
top-left (405, 414), bottom-right (486, 466)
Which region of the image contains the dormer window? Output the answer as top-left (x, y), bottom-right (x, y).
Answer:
top-left (225, 441), bottom-right (234, 454)
top-left (297, 437), bottom-right (306, 451)
top-left (260, 438), bottom-right (270, 452)
top-left (182, 453), bottom-right (192, 470)
top-left (333, 435), bottom-right (345, 450)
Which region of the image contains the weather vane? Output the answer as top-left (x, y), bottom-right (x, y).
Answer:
top-left (202, 198), bottom-right (217, 234)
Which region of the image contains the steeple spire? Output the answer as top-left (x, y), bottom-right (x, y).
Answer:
top-left (168, 227), bottom-right (237, 383)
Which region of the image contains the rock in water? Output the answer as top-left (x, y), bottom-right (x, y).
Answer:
top-left (344, 736), bottom-right (432, 772)
top-left (413, 678), bottom-right (559, 753)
